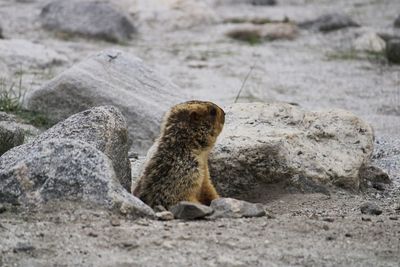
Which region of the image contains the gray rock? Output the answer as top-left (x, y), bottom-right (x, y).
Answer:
top-left (153, 205), bottom-right (167, 212)
top-left (226, 23), bottom-right (298, 42)
top-left (0, 138), bottom-right (154, 218)
top-left (40, 0), bottom-right (136, 43)
top-left (0, 121), bottom-right (24, 156)
top-left (216, 0), bottom-right (275, 5)
top-left (394, 15), bottom-right (400, 28)
top-left (210, 198), bottom-right (266, 218)
top-left (386, 39), bottom-right (400, 64)
top-left (360, 202), bottom-right (382, 215)
top-left (0, 39), bottom-right (67, 70)
top-left (0, 204), bottom-right (6, 213)
top-left (209, 103), bottom-right (374, 197)
top-left (169, 201), bottom-right (213, 220)
top-left (13, 243), bottom-right (35, 253)
top-left (156, 211), bottom-right (174, 221)
top-left (359, 164), bottom-right (390, 185)
top-left (353, 32), bottom-right (386, 53)
top-left (251, 0), bottom-right (276, 5)
top-left (0, 23), bottom-right (3, 39)
top-left (26, 49), bottom-right (185, 154)
top-left (286, 175), bottom-right (330, 195)
top-left (0, 112), bottom-right (41, 145)
top-left (32, 106), bottom-right (132, 191)
top-left (300, 13), bottom-right (359, 32)
top-left (0, 112), bottom-right (17, 122)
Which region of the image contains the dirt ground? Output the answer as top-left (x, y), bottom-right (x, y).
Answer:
top-left (0, 0), bottom-right (399, 266)
top-left (1, 189), bottom-right (399, 267)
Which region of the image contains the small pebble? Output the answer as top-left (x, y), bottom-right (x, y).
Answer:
top-left (372, 183), bottom-right (385, 191)
top-left (326, 236), bottom-right (335, 241)
top-left (110, 217), bottom-right (121, 227)
top-left (178, 235), bottom-right (191, 240)
top-left (345, 233), bottom-right (352, 238)
top-left (156, 211), bottom-right (174, 221)
top-left (13, 243), bottom-right (35, 253)
top-left (136, 219), bottom-right (150, 226)
top-left (322, 217), bottom-right (335, 222)
top-left (362, 217), bottom-right (371, 222)
top-left (0, 204), bottom-right (7, 214)
top-left (360, 202), bottom-right (382, 215)
top-left (88, 232), bottom-right (98, 237)
top-left (389, 216), bottom-right (398, 221)
top-left (37, 233), bottom-right (45, 238)
top-left (169, 201), bottom-right (213, 220)
top-left (120, 242), bottom-right (139, 250)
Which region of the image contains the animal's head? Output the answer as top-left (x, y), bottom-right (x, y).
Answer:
top-left (162, 100), bottom-right (225, 150)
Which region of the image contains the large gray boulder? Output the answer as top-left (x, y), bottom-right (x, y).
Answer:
top-left (32, 106), bottom-right (132, 191)
top-left (40, 0), bottom-right (136, 43)
top-left (0, 138), bottom-right (154, 217)
top-left (209, 103), bottom-right (374, 197)
top-left (26, 49), bottom-right (186, 154)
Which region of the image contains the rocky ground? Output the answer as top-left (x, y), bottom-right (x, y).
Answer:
top-left (0, 0), bottom-right (400, 266)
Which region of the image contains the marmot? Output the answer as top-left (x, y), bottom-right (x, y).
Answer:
top-left (132, 100), bottom-right (225, 209)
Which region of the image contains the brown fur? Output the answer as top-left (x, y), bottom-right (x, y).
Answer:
top-left (132, 100), bottom-right (225, 209)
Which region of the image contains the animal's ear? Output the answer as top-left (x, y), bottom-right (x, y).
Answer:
top-left (189, 110), bottom-right (199, 122)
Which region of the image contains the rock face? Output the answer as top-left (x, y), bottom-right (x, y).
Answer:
top-left (169, 201), bottom-right (213, 220)
top-left (209, 103), bottom-right (374, 197)
top-left (32, 106), bottom-right (132, 191)
top-left (40, 0), bottom-right (136, 43)
top-left (26, 49), bottom-right (185, 154)
top-left (0, 39), bottom-right (67, 70)
top-left (386, 39), bottom-right (400, 64)
top-left (210, 198), bottom-right (266, 218)
top-left (353, 32), bottom-right (386, 53)
top-left (300, 13), bottom-right (359, 32)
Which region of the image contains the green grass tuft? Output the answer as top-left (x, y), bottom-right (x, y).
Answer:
top-left (0, 77), bottom-right (25, 112)
top-left (325, 49), bottom-right (387, 62)
top-left (0, 75), bottom-right (52, 129)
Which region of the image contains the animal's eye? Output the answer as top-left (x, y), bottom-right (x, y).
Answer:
top-left (210, 107), bottom-right (217, 117)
